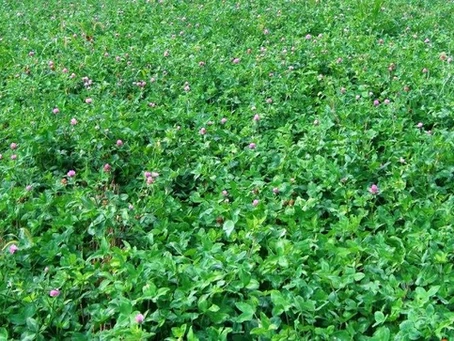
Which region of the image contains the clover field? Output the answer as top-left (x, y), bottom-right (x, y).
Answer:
top-left (1, 0), bottom-right (454, 340)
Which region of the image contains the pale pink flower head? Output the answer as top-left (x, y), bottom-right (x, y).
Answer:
top-left (144, 171), bottom-right (152, 178)
top-left (84, 77), bottom-right (92, 87)
top-left (148, 102), bottom-right (156, 107)
top-left (222, 190), bottom-right (228, 197)
top-left (369, 184), bottom-right (379, 195)
top-left (9, 244), bottom-right (18, 254)
top-left (220, 117), bottom-right (227, 124)
top-left (273, 187), bottom-right (280, 194)
top-left (53, 107), bottom-right (60, 114)
top-left (62, 68), bottom-right (68, 73)
top-left (26, 185), bottom-right (32, 191)
top-left (135, 313), bottom-right (145, 324)
top-left (103, 164), bottom-right (111, 172)
top-left (384, 99), bottom-right (390, 105)
top-left (305, 34), bottom-right (312, 40)
top-left (249, 143), bottom-right (256, 149)
top-left (266, 98), bottom-right (273, 104)
top-left (28, 51), bottom-right (35, 57)
top-left (373, 99), bottom-right (380, 106)
top-left (67, 170), bottom-right (76, 177)
top-left (70, 73), bottom-right (76, 79)
top-left (10, 143), bottom-right (17, 150)
top-left (184, 84), bottom-right (191, 92)
top-left (263, 28), bottom-right (270, 35)
top-left (253, 114), bottom-right (260, 122)
top-left (232, 58), bottom-right (240, 64)
top-left (49, 289), bottom-right (60, 297)
top-left (85, 98), bottom-right (93, 104)
top-left (146, 176), bottom-right (154, 185)
top-left (199, 127), bottom-right (206, 135)
top-left (116, 139), bottom-right (123, 147)
top-left (422, 68), bottom-right (428, 73)
top-left (417, 122), bottom-right (423, 128)
top-left (424, 38), bottom-right (430, 44)
top-left (11, 154), bottom-right (17, 160)
top-left (340, 87), bottom-right (346, 94)
top-left (128, 204), bottom-right (134, 210)
top-left (252, 199), bottom-right (259, 207)
top-left (70, 118), bottom-right (78, 126)
top-left (199, 61), bottom-right (206, 67)
top-left (164, 50), bottom-right (170, 57)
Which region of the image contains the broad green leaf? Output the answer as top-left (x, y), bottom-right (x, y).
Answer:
top-left (353, 272), bottom-right (365, 281)
top-left (370, 326), bottom-right (390, 341)
top-left (294, 296), bottom-right (316, 313)
top-left (208, 304), bottom-right (220, 312)
top-left (187, 326), bottom-right (198, 341)
top-left (374, 311), bottom-right (385, 325)
top-left (235, 302), bottom-right (255, 322)
top-left (427, 285), bottom-right (440, 297)
top-left (223, 220), bottom-right (235, 237)
top-left (0, 328), bottom-right (8, 341)
top-left (172, 324), bottom-right (187, 338)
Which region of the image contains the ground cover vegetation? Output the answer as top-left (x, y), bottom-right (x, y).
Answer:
top-left (1, 0), bottom-right (454, 339)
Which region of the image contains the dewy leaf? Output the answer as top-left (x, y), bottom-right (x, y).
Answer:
top-left (223, 220), bottom-right (235, 237)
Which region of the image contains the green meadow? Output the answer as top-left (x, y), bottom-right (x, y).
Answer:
top-left (1, 0), bottom-right (453, 339)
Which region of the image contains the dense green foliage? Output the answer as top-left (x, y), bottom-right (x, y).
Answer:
top-left (1, 0), bottom-right (454, 339)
